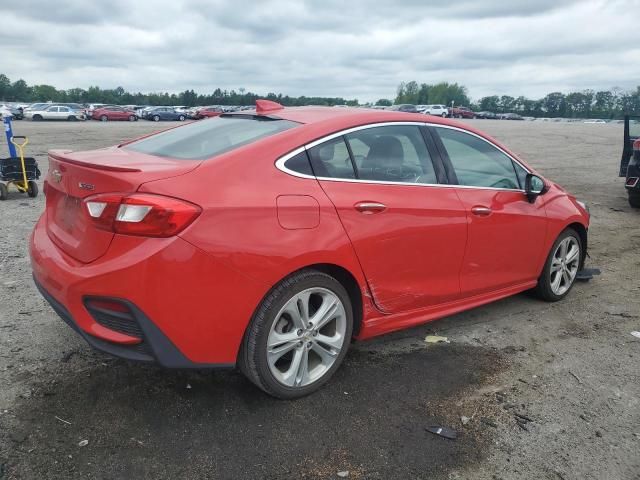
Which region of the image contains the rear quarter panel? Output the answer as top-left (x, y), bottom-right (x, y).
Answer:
top-left (138, 132), bottom-right (370, 304)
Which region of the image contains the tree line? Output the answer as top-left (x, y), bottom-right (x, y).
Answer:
top-left (0, 74), bottom-right (358, 108)
top-left (2, 72), bottom-right (639, 118)
top-left (395, 80), bottom-right (640, 118)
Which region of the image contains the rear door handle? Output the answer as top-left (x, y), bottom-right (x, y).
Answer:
top-left (355, 202), bottom-right (387, 214)
top-left (471, 206), bottom-right (492, 216)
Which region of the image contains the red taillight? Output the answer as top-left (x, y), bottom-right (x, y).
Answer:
top-left (84, 193), bottom-right (201, 237)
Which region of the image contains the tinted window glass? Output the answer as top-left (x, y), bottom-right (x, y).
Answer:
top-left (436, 127), bottom-right (520, 189)
top-left (345, 125), bottom-right (437, 184)
top-left (125, 117), bottom-right (299, 160)
top-left (283, 151), bottom-right (313, 176)
top-left (307, 137), bottom-right (355, 179)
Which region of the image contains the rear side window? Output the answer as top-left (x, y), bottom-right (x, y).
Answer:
top-left (435, 127), bottom-right (521, 189)
top-left (307, 137), bottom-right (356, 179)
top-left (345, 125), bottom-right (437, 184)
top-left (283, 151), bottom-right (314, 176)
top-left (125, 117), bottom-right (299, 160)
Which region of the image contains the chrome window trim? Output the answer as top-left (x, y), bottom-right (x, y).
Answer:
top-left (274, 121), bottom-right (530, 192)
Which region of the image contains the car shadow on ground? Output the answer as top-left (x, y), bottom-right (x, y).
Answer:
top-left (1, 343), bottom-right (504, 480)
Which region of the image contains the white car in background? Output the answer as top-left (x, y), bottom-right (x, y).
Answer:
top-left (25, 105), bottom-right (85, 121)
top-left (420, 104), bottom-right (449, 117)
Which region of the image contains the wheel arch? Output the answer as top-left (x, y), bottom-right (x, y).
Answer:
top-left (567, 221), bottom-right (588, 268)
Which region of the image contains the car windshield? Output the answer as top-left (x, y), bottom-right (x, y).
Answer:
top-left (124, 116), bottom-right (299, 160)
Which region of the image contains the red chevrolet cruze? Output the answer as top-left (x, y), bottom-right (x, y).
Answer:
top-left (30, 100), bottom-right (590, 398)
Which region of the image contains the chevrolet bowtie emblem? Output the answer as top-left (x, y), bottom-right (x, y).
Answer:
top-left (51, 169), bottom-right (62, 183)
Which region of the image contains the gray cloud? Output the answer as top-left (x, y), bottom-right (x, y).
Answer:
top-left (1, 0), bottom-right (638, 101)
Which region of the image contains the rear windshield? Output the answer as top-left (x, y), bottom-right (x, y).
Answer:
top-left (124, 116), bottom-right (299, 160)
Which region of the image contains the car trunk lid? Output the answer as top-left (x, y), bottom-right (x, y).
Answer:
top-left (45, 147), bottom-right (200, 263)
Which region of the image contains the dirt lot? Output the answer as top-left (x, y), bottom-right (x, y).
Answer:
top-left (0, 119), bottom-right (638, 480)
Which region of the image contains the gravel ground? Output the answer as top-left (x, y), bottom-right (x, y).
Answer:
top-left (0, 119), bottom-right (638, 480)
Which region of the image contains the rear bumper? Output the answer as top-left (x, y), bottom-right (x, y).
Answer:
top-left (34, 279), bottom-right (233, 367)
top-left (30, 214), bottom-right (268, 366)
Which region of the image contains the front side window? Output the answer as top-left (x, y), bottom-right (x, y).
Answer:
top-left (125, 117), bottom-right (299, 160)
top-left (346, 125), bottom-right (437, 184)
top-left (307, 137), bottom-right (355, 179)
top-left (435, 127), bottom-right (521, 189)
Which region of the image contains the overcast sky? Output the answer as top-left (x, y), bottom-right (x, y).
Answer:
top-left (1, 0), bottom-right (639, 102)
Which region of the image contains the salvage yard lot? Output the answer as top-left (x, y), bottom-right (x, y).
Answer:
top-left (1, 120), bottom-right (639, 479)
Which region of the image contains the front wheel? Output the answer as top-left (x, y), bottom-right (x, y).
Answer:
top-left (100, 115), bottom-right (108, 122)
top-left (153, 115), bottom-right (160, 122)
top-left (129, 115), bottom-right (137, 122)
top-left (0, 183), bottom-right (7, 200)
top-left (178, 115), bottom-right (186, 121)
top-left (534, 229), bottom-right (581, 301)
top-left (239, 270), bottom-right (353, 399)
top-left (629, 193), bottom-right (640, 208)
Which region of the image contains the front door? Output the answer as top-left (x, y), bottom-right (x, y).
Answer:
top-left (309, 124), bottom-right (468, 313)
top-left (432, 126), bottom-right (548, 297)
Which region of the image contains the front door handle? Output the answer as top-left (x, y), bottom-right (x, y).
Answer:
top-left (471, 206), bottom-right (492, 216)
top-left (355, 202), bottom-right (387, 214)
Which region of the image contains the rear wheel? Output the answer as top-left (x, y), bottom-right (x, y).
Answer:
top-left (27, 181), bottom-right (38, 198)
top-left (629, 193), bottom-right (640, 208)
top-left (534, 228), bottom-right (581, 302)
top-left (0, 183), bottom-right (8, 200)
top-left (100, 115), bottom-right (108, 122)
top-left (240, 269), bottom-right (353, 399)
top-left (153, 115), bottom-right (160, 122)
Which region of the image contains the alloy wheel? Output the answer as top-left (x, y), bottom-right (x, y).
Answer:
top-left (549, 236), bottom-right (580, 295)
top-left (267, 287), bottom-right (347, 388)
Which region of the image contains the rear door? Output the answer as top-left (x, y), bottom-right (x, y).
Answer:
top-left (431, 125), bottom-right (547, 297)
top-left (45, 106), bottom-right (60, 120)
top-left (310, 124), bottom-right (468, 313)
top-left (620, 115), bottom-right (640, 176)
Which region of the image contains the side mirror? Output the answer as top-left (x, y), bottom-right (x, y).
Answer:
top-left (525, 173), bottom-right (546, 203)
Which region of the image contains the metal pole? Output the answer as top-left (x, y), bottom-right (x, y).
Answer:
top-left (3, 114), bottom-right (17, 157)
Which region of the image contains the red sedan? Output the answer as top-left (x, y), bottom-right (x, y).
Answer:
top-left (195, 106), bottom-right (223, 119)
top-left (30, 100), bottom-right (590, 398)
top-left (92, 106), bottom-right (138, 122)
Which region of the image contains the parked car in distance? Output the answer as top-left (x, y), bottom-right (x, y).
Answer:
top-left (499, 113), bottom-right (525, 121)
top-left (449, 106), bottom-right (476, 119)
top-left (476, 111), bottom-right (497, 119)
top-left (583, 119), bottom-right (607, 124)
top-left (92, 106), bottom-right (138, 122)
top-left (0, 104), bottom-right (23, 120)
top-left (30, 100), bottom-right (591, 399)
top-left (87, 104), bottom-right (107, 118)
top-left (420, 105), bottom-right (449, 117)
top-left (194, 106), bottom-right (224, 119)
top-left (389, 104), bottom-right (418, 113)
top-left (25, 104), bottom-right (85, 121)
top-left (144, 107), bottom-right (186, 122)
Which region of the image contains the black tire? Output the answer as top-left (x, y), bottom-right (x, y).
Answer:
top-left (32, 115), bottom-right (42, 121)
top-left (100, 115), bottom-right (108, 122)
top-left (629, 193), bottom-right (640, 208)
top-left (179, 115), bottom-right (186, 121)
top-left (239, 269), bottom-right (354, 399)
top-left (534, 228), bottom-right (582, 302)
top-left (129, 115), bottom-right (137, 122)
top-left (441, 112), bottom-right (447, 118)
top-left (68, 116), bottom-right (77, 121)
top-left (27, 181), bottom-right (38, 198)
top-left (0, 183), bottom-right (7, 200)
top-left (153, 115), bottom-right (160, 122)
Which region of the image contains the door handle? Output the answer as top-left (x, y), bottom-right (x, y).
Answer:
top-left (354, 202), bottom-right (387, 214)
top-left (471, 206), bottom-right (492, 216)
